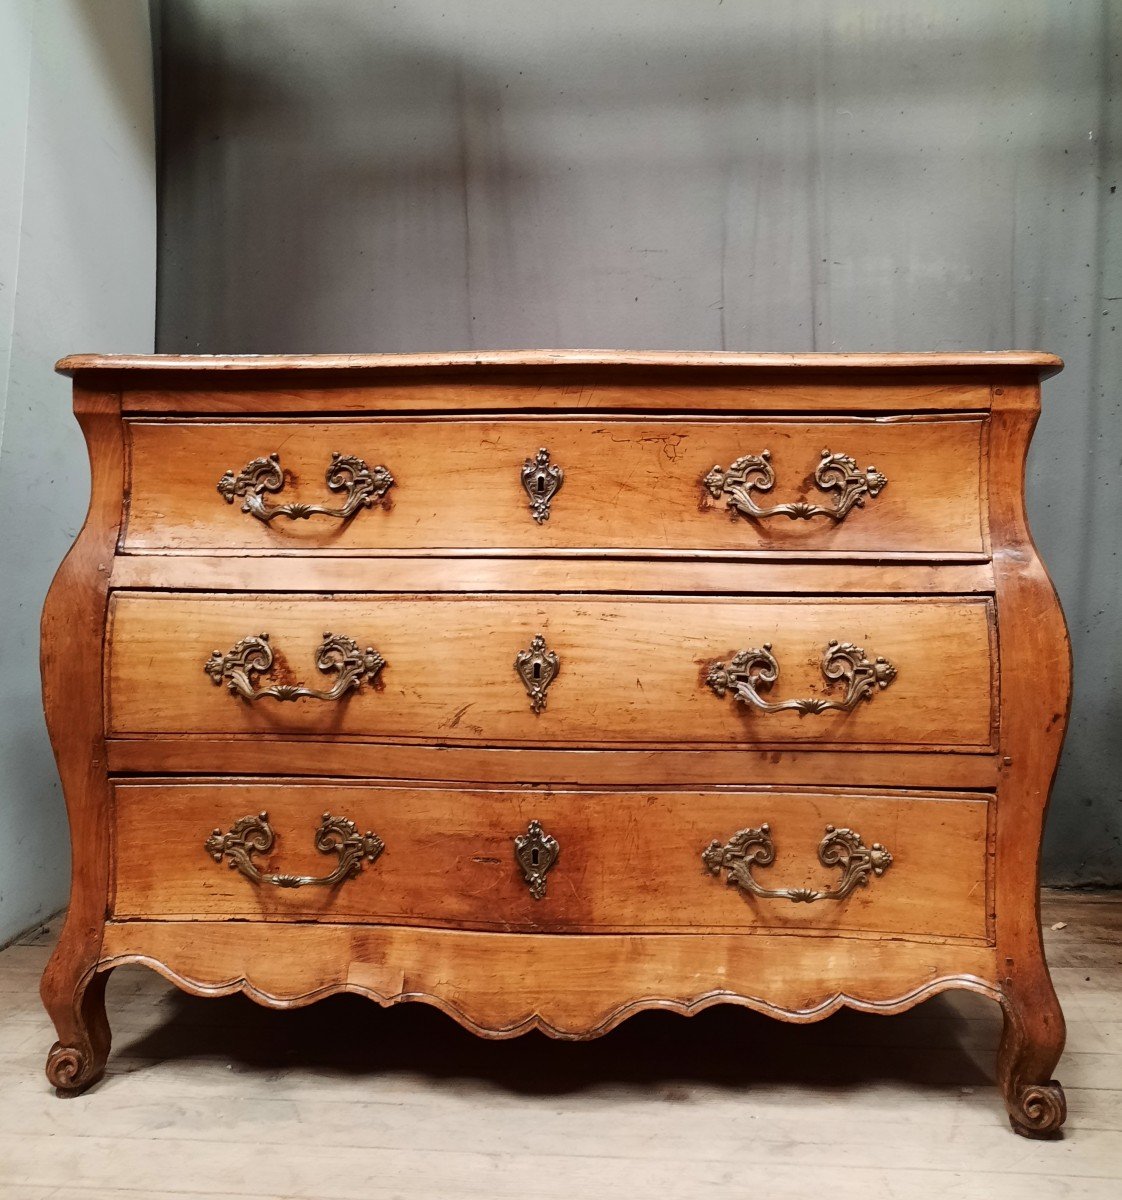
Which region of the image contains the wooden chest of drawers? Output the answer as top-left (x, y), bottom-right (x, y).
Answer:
top-left (41, 351), bottom-right (1070, 1136)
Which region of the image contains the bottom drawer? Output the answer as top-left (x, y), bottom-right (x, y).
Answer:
top-left (112, 780), bottom-right (992, 941)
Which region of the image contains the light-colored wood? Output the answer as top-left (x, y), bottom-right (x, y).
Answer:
top-left (37, 385), bottom-right (122, 1093)
top-left (988, 383), bottom-right (1074, 1136)
top-left (122, 379), bottom-right (998, 416)
top-left (96, 919), bottom-right (1001, 1034)
top-left (40, 351), bottom-right (1072, 1137)
top-left (111, 780), bottom-right (992, 940)
top-left (55, 348), bottom-right (1067, 374)
top-left (105, 592), bottom-right (997, 750)
top-left (104, 740), bottom-right (1004, 788)
top-left (109, 554), bottom-right (998, 595)
top-left (124, 415), bottom-right (987, 554)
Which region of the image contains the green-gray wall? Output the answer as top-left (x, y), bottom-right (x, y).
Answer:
top-left (156, 1), bottom-right (1117, 885)
top-left (0, 0), bottom-right (155, 946)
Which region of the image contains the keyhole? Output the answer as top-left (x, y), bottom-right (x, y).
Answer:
top-left (536, 475), bottom-right (545, 493)
top-left (531, 847), bottom-right (540, 867)
top-left (533, 662), bottom-right (541, 681)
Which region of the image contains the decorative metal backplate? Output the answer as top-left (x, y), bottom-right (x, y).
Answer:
top-left (205, 811), bottom-right (384, 889)
top-left (514, 819), bottom-right (560, 899)
top-left (217, 452), bottom-right (394, 523)
top-left (514, 633), bottom-right (559, 713)
top-left (704, 449), bottom-right (887, 522)
top-left (702, 823), bottom-right (893, 903)
top-left (706, 640), bottom-right (896, 715)
top-left (521, 447), bottom-right (564, 523)
top-left (205, 631), bottom-right (385, 702)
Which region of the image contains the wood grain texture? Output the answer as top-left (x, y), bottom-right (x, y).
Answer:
top-left (105, 592), bottom-right (997, 750)
top-left (119, 378), bottom-right (999, 416)
top-left (104, 740), bottom-right (1003, 789)
top-left (40, 352), bottom-right (1070, 1137)
top-left (97, 919), bottom-right (1001, 1037)
top-left (109, 555), bottom-right (997, 595)
top-left (56, 349), bottom-right (1066, 375)
top-left (124, 415), bottom-right (986, 554)
top-left (38, 386), bottom-right (123, 1092)
top-left (111, 781), bottom-right (992, 940)
top-left (988, 383), bottom-right (1073, 1137)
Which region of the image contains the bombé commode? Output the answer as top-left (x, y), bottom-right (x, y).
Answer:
top-left (41, 350), bottom-right (1069, 1135)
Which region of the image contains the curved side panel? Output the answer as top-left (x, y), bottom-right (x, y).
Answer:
top-left (99, 921), bottom-right (999, 1039)
top-left (39, 386), bottom-right (124, 1092)
top-left (989, 383), bottom-right (1073, 1137)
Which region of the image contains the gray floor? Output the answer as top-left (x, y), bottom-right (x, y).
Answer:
top-left (1, 891), bottom-right (1119, 1198)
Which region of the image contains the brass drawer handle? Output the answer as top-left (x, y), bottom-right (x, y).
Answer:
top-left (218, 452), bottom-right (394, 523)
top-left (707, 640), bottom-right (896, 715)
top-left (205, 631), bottom-right (385, 702)
top-left (704, 449), bottom-right (886, 522)
top-left (703, 823), bottom-right (893, 903)
top-left (205, 811), bottom-right (384, 889)
top-left (521, 447), bottom-right (563, 523)
top-left (514, 820), bottom-right (559, 899)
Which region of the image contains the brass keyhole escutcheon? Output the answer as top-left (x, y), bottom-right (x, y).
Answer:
top-left (514, 820), bottom-right (559, 900)
top-left (521, 447), bottom-right (563, 523)
top-left (515, 633), bottom-right (559, 714)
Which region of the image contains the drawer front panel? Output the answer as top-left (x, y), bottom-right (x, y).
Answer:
top-left (124, 416), bottom-right (986, 555)
top-left (107, 593), bottom-right (996, 750)
top-left (111, 781), bottom-right (992, 940)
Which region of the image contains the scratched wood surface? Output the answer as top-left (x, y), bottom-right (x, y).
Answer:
top-left (1, 891), bottom-right (1117, 1200)
top-left (39, 352), bottom-right (1071, 1137)
top-left (105, 592), bottom-right (997, 750)
top-left (123, 415), bottom-right (987, 554)
top-left (111, 781), bottom-right (991, 939)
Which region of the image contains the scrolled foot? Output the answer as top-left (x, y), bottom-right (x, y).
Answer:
top-left (45, 1039), bottom-right (106, 1095)
top-left (1008, 1079), bottom-right (1066, 1139)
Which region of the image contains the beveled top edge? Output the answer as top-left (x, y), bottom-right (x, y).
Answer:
top-left (55, 348), bottom-right (1064, 378)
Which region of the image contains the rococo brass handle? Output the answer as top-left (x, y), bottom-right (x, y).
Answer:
top-left (217, 451), bottom-right (394, 523)
top-left (704, 449), bottom-right (887, 522)
top-left (205, 811), bottom-right (384, 889)
top-left (706, 640), bottom-right (896, 715)
top-left (703, 823), bottom-right (893, 903)
top-left (204, 631), bottom-right (385, 702)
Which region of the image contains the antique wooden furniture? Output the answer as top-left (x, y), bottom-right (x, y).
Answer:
top-left (42, 351), bottom-right (1070, 1135)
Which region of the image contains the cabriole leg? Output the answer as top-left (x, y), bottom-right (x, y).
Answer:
top-left (41, 958), bottom-right (111, 1095)
top-left (998, 979), bottom-right (1066, 1138)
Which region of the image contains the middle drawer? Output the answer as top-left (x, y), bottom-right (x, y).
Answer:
top-left (107, 592), bottom-right (996, 751)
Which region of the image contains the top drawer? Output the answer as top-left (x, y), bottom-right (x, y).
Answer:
top-left (122, 415), bottom-right (987, 556)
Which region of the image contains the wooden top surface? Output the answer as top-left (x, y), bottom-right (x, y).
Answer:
top-left (55, 349), bottom-right (1064, 379)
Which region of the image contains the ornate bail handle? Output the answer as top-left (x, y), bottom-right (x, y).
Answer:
top-left (205, 631), bottom-right (385, 702)
top-left (703, 823), bottom-right (893, 903)
top-left (704, 449), bottom-right (887, 522)
top-left (521, 447), bottom-right (563, 523)
top-left (707, 640), bottom-right (896, 715)
top-left (217, 452), bottom-right (394, 524)
top-left (205, 811), bottom-right (384, 889)
top-left (514, 820), bottom-right (560, 899)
